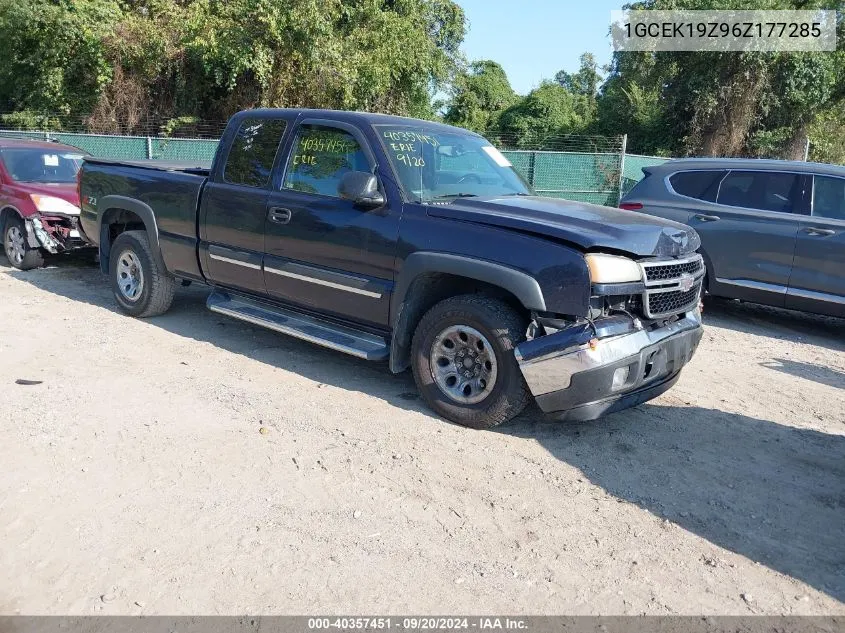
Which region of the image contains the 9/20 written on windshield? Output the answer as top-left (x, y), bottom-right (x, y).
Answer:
top-left (382, 129), bottom-right (439, 168)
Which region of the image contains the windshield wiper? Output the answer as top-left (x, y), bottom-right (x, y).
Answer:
top-left (500, 192), bottom-right (530, 196)
top-left (430, 193), bottom-right (479, 200)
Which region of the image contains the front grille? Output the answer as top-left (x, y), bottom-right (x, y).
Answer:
top-left (639, 254), bottom-right (704, 318)
top-left (644, 259), bottom-right (704, 281)
top-left (645, 282), bottom-right (702, 317)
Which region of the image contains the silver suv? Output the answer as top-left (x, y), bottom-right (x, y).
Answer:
top-left (621, 158), bottom-right (845, 318)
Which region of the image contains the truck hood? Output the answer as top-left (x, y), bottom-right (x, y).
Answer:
top-left (427, 196), bottom-right (700, 258)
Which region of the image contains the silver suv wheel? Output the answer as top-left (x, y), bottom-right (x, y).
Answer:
top-left (5, 225), bottom-right (25, 266)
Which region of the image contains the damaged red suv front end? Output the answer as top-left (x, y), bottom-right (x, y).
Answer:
top-left (0, 138), bottom-right (93, 270)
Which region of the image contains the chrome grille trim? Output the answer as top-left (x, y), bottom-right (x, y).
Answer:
top-left (638, 254), bottom-right (705, 318)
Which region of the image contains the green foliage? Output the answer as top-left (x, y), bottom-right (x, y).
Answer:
top-left (495, 82), bottom-right (593, 148)
top-left (0, 0), bottom-right (466, 130)
top-left (160, 116), bottom-right (201, 138)
top-left (1, 0), bottom-right (844, 166)
top-left (443, 60), bottom-right (518, 133)
top-left (808, 105), bottom-right (845, 164)
top-left (605, 0), bottom-right (845, 158)
top-left (0, 111), bottom-right (63, 131)
top-left (0, 0), bottom-right (121, 115)
top-left (555, 53), bottom-right (602, 99)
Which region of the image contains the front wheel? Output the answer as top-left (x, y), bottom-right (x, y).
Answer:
top-left (411, 295), bottom-right (530, 429)
top-left (3, 215), bottom-right (44, 270)
top-left (109, 230), bottom-right (176, 317)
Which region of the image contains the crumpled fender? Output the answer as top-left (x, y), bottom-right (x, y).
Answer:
top-left (27, 216), bottom-right (60, 254)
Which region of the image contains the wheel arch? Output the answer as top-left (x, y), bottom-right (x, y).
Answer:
top-left (388, 252), bottom-right (545, 374)
top-left (97, 196), bottom-right (164, 274)
top-left (697, 247), bottom-right (716, 294)
top-left (0, 206), bottom-right (23, 232)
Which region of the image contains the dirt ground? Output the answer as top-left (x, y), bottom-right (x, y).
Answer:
top-left (1, 252), bottom-right (843, 615)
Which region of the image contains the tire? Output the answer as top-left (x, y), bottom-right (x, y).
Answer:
top-left (3, 215), bottom-right (44, 270)
top-left (411, 294), bottom-right (530, 429)
top-left (109, 230), bottom-right (176, 317)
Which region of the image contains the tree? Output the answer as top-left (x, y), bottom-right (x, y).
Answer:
top-left (555, 53), bottom-right (602, 99)
top-left (0, 0), bottom-right (122, 115)
top-left (592, 50), bottom-right (675, 155)
top-left (182, 0), bottom-right (468, 118)
top-left (606, 0), bottom-right (845, 158)
top-left (0, 0), bottom-right (467, 131)
top-left (443, 60), bottom-right (518, 132)
top-left (495, 82), bottom-right (593, 148)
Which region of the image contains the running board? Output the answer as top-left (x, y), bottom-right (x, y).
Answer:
top-left (206, 290), bottom-right (389, 361)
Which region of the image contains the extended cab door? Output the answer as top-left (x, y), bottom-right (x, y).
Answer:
top-left (263, 120), bottom-right (399, 328)
top-left (688, 169), bottom-right (808, 306)
top-left (199, 114), bottom-right (292, 295)
top-left (786, 174), bottom-right (845, 317)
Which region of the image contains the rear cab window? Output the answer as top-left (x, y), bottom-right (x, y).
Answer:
top-left (223, 117), bottom-right (288, 187)
top-left (812, 175), bottom-right (845, 221)
top-left (668, 170), bottom-right (726, 202)
top-left (716, 171), bottom-right (805, 213)
top-left (282, 124), bottom-right (370, 197)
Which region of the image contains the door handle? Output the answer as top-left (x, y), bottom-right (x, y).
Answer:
top-left (802, 227), bottom-right (835, 236)
top-left (268, 207), bottom-right (292, 224)
top-left (693, 214), bottom-right (720, 222)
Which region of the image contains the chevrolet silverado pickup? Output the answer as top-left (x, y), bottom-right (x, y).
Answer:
top-left (78, 109), bottom-right (704, 429)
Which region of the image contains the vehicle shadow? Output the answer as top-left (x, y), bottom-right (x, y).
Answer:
top-left (503, 406), bottom-right (845, 603)
top-left (760, 358), bottom-right (845, 391)
top-left (5, 257), bottom-right (845, 602)
top-left (1, 255), bottom-right (432, 415)
top-left (702, 296), bottom-right (845, 352)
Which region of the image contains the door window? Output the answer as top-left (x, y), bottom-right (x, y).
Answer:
top-left (812, 175), bottom-right (845, 220)
top-left (668, 170), bottom-right (726, 202)
top-left (282, 125), bottom-right (369, 197)
top-left (716, 171), bottom-right (801, 213)
top-left (223, 117), bottom-right (287, 188)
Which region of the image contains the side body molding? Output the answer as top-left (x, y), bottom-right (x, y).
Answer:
top-left (96, 195), bottom-right (164, 274)
top-left (388, 251), bottom-right (546, 373)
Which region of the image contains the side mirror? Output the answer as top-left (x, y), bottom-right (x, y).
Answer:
top-left (338, 171), bottom-right (385, 210)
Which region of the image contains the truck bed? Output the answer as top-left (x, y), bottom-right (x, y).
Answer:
top-left (83, 157), bottom-right (211, 177)
top-left (80, 157), bottom-right (209, 280)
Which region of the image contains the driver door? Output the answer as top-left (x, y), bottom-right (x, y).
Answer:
top-left (263, 120), bottom-right (399, 328)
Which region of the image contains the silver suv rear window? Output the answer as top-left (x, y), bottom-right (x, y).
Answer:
top-left (668, 170), bottom-right (726, 202)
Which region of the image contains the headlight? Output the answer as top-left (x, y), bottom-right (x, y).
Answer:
top-left (29, 194), bottom-right (80, 216)
top-left (585, 253), bottom-right (642, 284)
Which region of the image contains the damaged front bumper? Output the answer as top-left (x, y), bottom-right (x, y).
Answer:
top-left (24, 214), bottom-right (91, 254)
top-left (515, 310), bottom-right (703, 422)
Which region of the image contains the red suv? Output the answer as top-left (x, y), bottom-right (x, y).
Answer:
top-left (0, 138), bottom-right (93, 270)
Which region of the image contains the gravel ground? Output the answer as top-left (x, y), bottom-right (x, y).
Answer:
top-left (1, 253), bottom-right (843, 615)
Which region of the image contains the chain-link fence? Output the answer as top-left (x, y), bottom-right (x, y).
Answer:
top-left (0, 119), bottom-right (667, 206)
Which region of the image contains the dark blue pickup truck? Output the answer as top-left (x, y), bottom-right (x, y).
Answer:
top-left (78, 109), bottom-right (704, 429)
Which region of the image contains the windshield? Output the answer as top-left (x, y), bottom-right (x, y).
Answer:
top-left (374, 124), bottom-right (532, 203)
top-left (1, 148), bottom-right (85, 183)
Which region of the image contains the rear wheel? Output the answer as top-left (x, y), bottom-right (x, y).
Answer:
top-left (411, 295), bottom-right (530, 429)
top-left (3, 215), bottom-right (44, 270)
top-left (109, 230), bottom-right (176, 317)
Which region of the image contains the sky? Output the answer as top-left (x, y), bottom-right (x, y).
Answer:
top-left (458, 0), bottom-right (626, 95)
